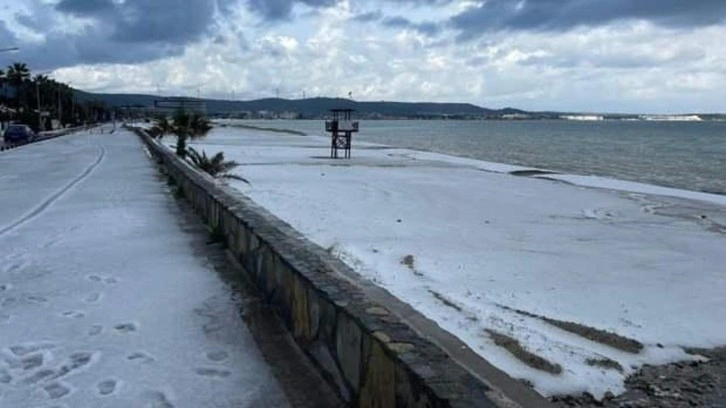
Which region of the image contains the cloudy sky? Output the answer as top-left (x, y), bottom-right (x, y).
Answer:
top-left (1, 0), bottom-right (725, 113)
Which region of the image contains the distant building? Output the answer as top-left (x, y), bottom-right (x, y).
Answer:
top-left (640, 115), bottom-right (702, 122)
top-left (154, 97), bottom-right (207, 115)
top-left (502, 113), bottom-right (531, 120)
top-left (560, 115), bottom-right (604, 121)
top-left (278, 111), bottom-right (301, 120)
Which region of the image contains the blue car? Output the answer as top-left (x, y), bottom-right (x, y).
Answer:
top-left (3, 124), bottom-right (37, 144)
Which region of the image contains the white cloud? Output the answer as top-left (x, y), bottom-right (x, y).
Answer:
top-left (9, 0), bottom-right (726, 113)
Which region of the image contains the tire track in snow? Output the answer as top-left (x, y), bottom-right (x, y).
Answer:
top-left (0, 145), bottom-right (106, 237)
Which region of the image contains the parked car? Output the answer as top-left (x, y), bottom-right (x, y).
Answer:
top-left (3, 124), bottom-right (37, 144)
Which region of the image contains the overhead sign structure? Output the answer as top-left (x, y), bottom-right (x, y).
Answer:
top-left (154, 97), bottom-right (207, 113)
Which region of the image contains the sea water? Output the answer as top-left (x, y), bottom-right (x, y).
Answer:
top-left (239, 119), bottom-right (726, 195)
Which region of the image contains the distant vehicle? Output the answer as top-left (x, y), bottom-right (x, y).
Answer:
top-left (3, 124), bottom-right (37, 144)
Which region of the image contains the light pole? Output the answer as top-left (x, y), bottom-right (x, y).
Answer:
top-left (35, 70), bottom-right (54, 131)
top-left (70, 82), bottom-right (74, 125)
top-left (1, 47), bottom-right (19, 130)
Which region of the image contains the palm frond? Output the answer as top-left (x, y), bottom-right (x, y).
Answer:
top-left (219, 173), bottom-right (250, 184)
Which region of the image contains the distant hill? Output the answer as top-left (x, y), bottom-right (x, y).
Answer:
top-left (74, 91), bottom-right (527, 118)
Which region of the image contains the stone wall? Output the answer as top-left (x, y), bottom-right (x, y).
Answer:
top-left (132, 127), bottom-right (529, 408)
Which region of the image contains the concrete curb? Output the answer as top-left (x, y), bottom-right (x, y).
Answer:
top-left (130, 126), bottom-right (550, 408)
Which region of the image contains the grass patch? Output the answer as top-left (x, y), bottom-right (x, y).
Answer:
top-left (496, 304), bottom-right (644, 354)
top-left (586, 357), bottom-right (624, 372)
top-left (401, 254), bottom-right (415, 269)
top-left (428, 290), bottom-right (463, 312)
top-left (400, 254), bottom-right (424, 276)
top-left (486, 329), bottom-right (563, 375)
top-left (541, 318), bottom-right (643, 354)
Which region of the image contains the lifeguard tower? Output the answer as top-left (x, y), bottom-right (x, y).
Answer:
top-left (325, 109), bottom-right (358, 159)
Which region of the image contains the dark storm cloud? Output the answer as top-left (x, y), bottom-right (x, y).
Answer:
top-left (352, 10), bottom-right (384, 23)
top-left (351, 11), bottom-right (440, 36)
top-left (451, 0), bottom-right (726, 37)
top-left (55, 0), bottom-right (220, 44)
top-left (55, 0), bottom-right (114, 15)
top-left (382, 16), bottom-right (441, 36)
top-left (245, 0), bottom-right (337, 21)
top-left (2, 0), bottom-right (241, 70)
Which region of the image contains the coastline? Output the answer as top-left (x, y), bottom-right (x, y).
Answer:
top-left (145, 119), bottom-right (726, 402)
top-left (166, 123), bottom-right (726, 400)
top-left (219, 118), bottom-right (726, 198)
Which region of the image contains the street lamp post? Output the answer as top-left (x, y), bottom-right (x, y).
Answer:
top-left (2, 47), bottom-right (19, 131)
top-left (35, 70), bottom-right (54, 131)
top-left (70, 82), bottom-right (74, 125)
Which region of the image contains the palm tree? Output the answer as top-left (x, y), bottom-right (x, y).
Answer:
top-left (6, 62), bottom-right (30, 111)
top-left (189, 112), bottom-right (212, 135)
top-left (186, 147), bottom-right (249, 183)
top-left (151, 116), bottom-right (174, 138)
top-left (169, 109), bottom-right (213, 158)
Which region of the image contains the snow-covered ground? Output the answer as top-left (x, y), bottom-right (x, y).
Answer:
top-left (0, 127), bottom-right (289, 407)
top-left (176, 125), bottom-right (726, 399)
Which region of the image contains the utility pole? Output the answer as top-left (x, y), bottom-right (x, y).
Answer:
top-left (57, 84), bottom-right (62, 128)
top-left (36, 81), bottom-right (42, 130)
top-left (70, 82), bottom-right (74, 125)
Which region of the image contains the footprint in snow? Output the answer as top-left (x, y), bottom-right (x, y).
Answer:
top-left (9, 343), bottom-right (55, 357)
top-left (4, 262), bottom-right (28, 273)
top-left (205, 350), bottom-right (229, 362)
top-left (114, 323), bottom-right (137, 333)
top-left (20, 353), bottom-right (44, 370)
top-left (88, 325), bottom-right (103, 336)
top-left (84, 293), bottom-right (101, 303)
top-left (97, 379), bottom-right (118, 396)
top-left (44, 352), bottom-right (94, 382)
top-left (87, 275), bottom-right (118, 285)
top-left (143, 390), bottom-right (175, 408)
top-left (23, 368), bottom-right (56, 384)
top-left (194, 368), bottom-right (231, 378)
top-left (127, 351), bottom-right (155, 364)
top-left (61, 311), bottom-right (85, 319)
top-left (44, 382), bottom-right (71, 399)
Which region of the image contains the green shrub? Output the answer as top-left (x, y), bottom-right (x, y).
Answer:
top-left (185, 146), bottom-right (249, 183)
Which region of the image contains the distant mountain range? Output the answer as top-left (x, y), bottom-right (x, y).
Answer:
top-left (74, 91), bottom-right (527, 119)
top-left (74, 90), bottom-right (726, 120)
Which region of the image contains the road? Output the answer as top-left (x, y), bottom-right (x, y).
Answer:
top-left (0, 126), bottom-right (337, 407)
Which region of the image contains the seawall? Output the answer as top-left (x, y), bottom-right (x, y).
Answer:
top-left (130, 126), bottom-right (548, 408)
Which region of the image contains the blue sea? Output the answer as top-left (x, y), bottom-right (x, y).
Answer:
top-left (239, 119), bottom-right (726, 196)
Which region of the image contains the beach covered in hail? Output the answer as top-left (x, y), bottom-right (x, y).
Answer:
top-left (162, 120), bottom-right (726, 399)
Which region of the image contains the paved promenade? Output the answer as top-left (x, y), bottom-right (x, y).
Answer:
top-left (0, 127), bottom-right (336, 407)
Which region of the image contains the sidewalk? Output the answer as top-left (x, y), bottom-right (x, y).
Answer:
top-left (0, 127), bottom-right (320, 407)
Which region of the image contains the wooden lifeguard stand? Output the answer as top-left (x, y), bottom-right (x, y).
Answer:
top-left (325, 109), bottom-right (359, 159)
